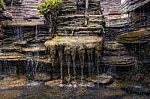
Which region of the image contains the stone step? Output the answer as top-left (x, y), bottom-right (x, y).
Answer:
top-left (101, 56), bottom-right (136, 67)
top-left (21, 46), bottom-right (46, 53)
top-left (103, 50), bottom-right (130, 56)
top-left (0, 53), bottom-right (51, 64)
top-left (57, 26), bottom-right (103, 31)
top-left (0, 45), bottom-right (20, 52)
top-left (58, 14), bottom-right (103, 19)
top-left (103, 41), bottom-right (126, 51)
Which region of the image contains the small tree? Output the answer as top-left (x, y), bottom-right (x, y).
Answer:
top-left (0, 0), bottom-right (6, 10)
top-left (37, 0), bottom-right (62, 37)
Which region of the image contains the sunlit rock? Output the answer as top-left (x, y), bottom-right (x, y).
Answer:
top-left (34, 73), bottom-right (51, 81)
top-left (117, 29), bottom-right (150, 44)
top-left (45, 36), bottom-right (103, 67)
top-left (45, 79), bottom-right (63, 86)
top-left (88, 74), bottom-right (114, 84)
top-left (0, 76), bottom-right (27, 89)
top-left (14, 41), bottom-right (27, 47)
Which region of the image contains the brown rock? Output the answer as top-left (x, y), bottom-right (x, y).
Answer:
top-left (89, 74), bottom-right (114, 84)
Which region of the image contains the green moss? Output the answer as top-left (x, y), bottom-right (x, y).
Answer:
top-left (0, 0), bottom-right (6, 10)
top-left (37, 0), bottom-right (62, 15)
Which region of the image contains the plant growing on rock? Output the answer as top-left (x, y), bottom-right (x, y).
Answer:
top-left (37, 0), bottom-right (62, 15)
top-left (37, 0), bottom-right (63, 37)
top-left (0, 0), bottom-right (6, 10)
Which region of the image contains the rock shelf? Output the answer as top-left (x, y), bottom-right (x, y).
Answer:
top-left (45, 36), bottom-right (103, 67)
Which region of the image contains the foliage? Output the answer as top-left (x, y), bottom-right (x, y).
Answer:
top-left (0, 0), bottom-right (6, 10)
top-left (37, 0), bottom-right (62, 15)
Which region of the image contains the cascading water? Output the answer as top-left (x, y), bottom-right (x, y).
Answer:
top-left (25, 25), bottom-right (41, 80)
top-left (65, 46), bottom-right (71, 84)
top-left (87, 49), bottom-right (92, 79)
top-left (78, 48), bottom-right (85, 85)
top-left (71, 48), bottom-right (77, 82)
top-left (58, 45), bottom-right (65, 84)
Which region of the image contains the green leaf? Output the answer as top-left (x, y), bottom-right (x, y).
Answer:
top-left (37, 0), bottom-right (62, 15)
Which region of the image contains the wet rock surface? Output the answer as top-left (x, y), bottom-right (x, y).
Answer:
top-left (88, 74), bottom-right (114, 84)
top-left (56, 0), bottom-right (104, 36)
top-left (45, 36), bottom-right (103, 68)
top-left (117, 29), bottom-right (150, 44)
top-left (0, 75), bottom-right (27, 89)
top-left (101, 41), bottom-right (136, 67)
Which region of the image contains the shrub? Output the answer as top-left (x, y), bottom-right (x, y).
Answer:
top-left (37, 0), bottom-right (62, 15)
top-left (0, 0), bottom-right (6, 10)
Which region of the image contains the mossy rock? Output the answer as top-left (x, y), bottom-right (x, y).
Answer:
top-left (117, 30), bottom-right (145, 44)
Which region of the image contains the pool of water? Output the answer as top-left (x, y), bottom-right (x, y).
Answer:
top-left (0, 84), bottom-right (149, 99)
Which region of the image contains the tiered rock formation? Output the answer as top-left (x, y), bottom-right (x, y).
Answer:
top-left (0, 25), bottom-right (51, 75)
top-left (0, 2), bottom-right (12, 39)
top-left (45, 0), bottom-right (104, 80)
top-left (100, 0), bottom-right (137, 75)
top-left (102, 41), bottom-right (135, 67)
top-left (100, 0), bottom-right (126, 27)
top-left (4, 0), bottom-right (45, 24)
top-left (0, 0), bottom-right (51, 75)
top-left (117, 0), bottom-right (150, 73)
top-left (121, 0), bottom-right (150, 31)
top-left (56, 0), bottom-right (104, 35)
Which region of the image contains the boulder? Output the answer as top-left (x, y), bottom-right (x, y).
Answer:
top-left (34, 73), bottom-right (51, 81)
top-left (0, 76), bottom-right (27, 89)
top-left (88, 74), bottom-right (114, 84)
top-left (45, 79), bottom-right (63, 86)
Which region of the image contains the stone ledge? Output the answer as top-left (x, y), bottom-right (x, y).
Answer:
top-left (1, 21), bottom-right (45, 27)
top-left (57, 26), bottom-right (103, 31)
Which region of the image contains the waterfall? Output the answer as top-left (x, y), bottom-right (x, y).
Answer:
top-left (65, 47), bottom-right (71, 83)
top-left (85, 0), bottom-right (89, 14)
top-left (71, 48), bottom-right (77, 82)
top-left (14, 27), bottom-right (23, 41)
top-left (95, 50), bottom-right (101, 75)
top-left (11, 0), bottom-right (14, 8)
top-left (35, 25), bottom-right (38, 41)
top-left (79, 49), bottom-right (85, 84)
top-left (26, 52), bottom-right (34, 80)
top-left (87, 49), bottom-right (92, 79)
top-left (58, 45), bottom-right (65, 83)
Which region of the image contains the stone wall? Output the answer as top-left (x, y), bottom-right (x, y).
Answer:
top-left (5, 0), bottom-right (45, 24)
top-left (100, 0), bottom-right (123, 27)
top-left (56, 0), bottom-right (104, 36)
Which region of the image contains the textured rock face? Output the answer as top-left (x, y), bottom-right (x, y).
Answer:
top-left (45, 36), bottom-right (103, 67)
top-left (45, 0), bottom-right (104, 67)
top-left (100, 0), bottom-right (123, 27)
top-left (5, 0), bottom-right (45, 24)
top-left (101, 41), bottom-right (135, 67)
top-left (56, 0), bottom-right (104, 35)
top-left (118, 1), bottom-right (150, 71)
top-left (121, 0), bottom-right (150, 31)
